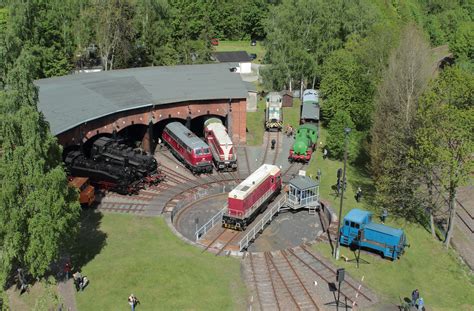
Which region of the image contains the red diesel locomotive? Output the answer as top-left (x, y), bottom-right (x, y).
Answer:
top-left (204, 118), bottom-right (237, 171)
top-left (223, 164), bottom-right (282, 230)
top-left (162, 122), bottom-right (213, 174)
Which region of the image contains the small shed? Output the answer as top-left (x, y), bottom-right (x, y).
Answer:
top-left (279, 90), bottom-right (293, 107)
top-left (212, 51), bottom-right (252, 74)
top-left (287, 175), bottom-right (320, 211)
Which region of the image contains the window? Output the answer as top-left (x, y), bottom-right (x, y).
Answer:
top-left (355, 223), bottom-right (360, 229)
top-left (271, 178), bottom-right (274, 183)
top-left (350, 222), bottom-right (355, 228)
top-left (345, 221), bottom-right (349, 226)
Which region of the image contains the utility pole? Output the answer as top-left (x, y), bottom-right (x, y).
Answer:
top-left (334, 127), bottom-right (351, 260)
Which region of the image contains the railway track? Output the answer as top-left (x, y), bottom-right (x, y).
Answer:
top-left (282, 162), bottom-right (304, 182)
top-left (261, 131), bottom-right (280, 166)
top-left (244, 246), bottom-right (375, 310)
top-left (201, 227), bottom-right (240, 255)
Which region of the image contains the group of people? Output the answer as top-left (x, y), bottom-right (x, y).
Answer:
top-left (73, 271), bottom-right (89, 291)
top-left (411, 289), bottom-right (425, 310)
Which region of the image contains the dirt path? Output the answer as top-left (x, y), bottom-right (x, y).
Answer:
top-left (57, 279), bottom-right (77, 311)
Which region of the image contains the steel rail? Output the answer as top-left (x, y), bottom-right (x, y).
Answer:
top-left (248, 253), bottom-right (264, 311)
top-left (261, 132), bottom-right (272, 166)
top-left (201, 227), bottom-right (229, 253)
top-left (300, 245), bottom-right (372, 301)
top-left (286, 248), bottom-right (355, 304)
top-left (265, 252), bottom-right (300, 310)
top-left (243, 146), bottom-right (251, 176)
top-left (272, 131), bottom-right (280, 165)
top-left (215, 230), bottom-right (240, 256)
top-left (281, 250), bottom-right (320, 309)
top-left (261, 252), bottom-right (281, 311)
top-left (160, 178), bottom-right (236, 214)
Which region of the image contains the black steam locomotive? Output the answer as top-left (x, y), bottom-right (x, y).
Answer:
top-left (65, 138), bottom-right (164, 194)
top-left (65, 151), bottom-right (141, 195)
top-left (91, 137), bottom-right (160, 180)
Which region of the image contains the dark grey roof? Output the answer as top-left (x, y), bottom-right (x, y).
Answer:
top-left (213, 51), bottom-right (251, 63)
top-left (165, 122), bottom-right (209, 149)
top-left (244, 81), bottom-right (257, 92)
top-left (35, 64), bottom-right (248, 135)
top-left (289, 175), bottom-right (318, 190)
top-left (301, 102), bottom-right (320, 121)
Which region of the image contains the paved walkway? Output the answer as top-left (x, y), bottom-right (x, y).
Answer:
top-left (451, 185), bottom-right (474, 270)
top-left (57, 279), bottom-right (78, 311)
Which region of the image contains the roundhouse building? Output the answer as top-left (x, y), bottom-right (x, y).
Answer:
top-left (35, 63), bottom-right (249, 153)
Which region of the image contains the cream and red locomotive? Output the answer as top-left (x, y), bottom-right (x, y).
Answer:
top-left (203, 118), bottom-right (237, 171)
top-left (223, 164), bottom-right (282, 230)
top-left (162, 122), bottom-right (213, 174)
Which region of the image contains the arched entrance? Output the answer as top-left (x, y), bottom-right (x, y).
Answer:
top-left (190, 114), bottom-right (227, 138)
top-left (152, 117), bottom-right (186, 143)
top-left (116, 124), bottom-right (148, 148)
top-left (82, 133), bottom-right (113, 157)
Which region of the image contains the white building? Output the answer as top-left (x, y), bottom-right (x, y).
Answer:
top-left (212, 51), bottom-right (252, 74)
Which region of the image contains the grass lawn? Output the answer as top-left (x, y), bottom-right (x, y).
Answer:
top-left (214, 40), bottom-right (266, 63)
top-left (246, 85), bottom-right (266, 146)
top-left (304, 127), bottom-right (474, 310)
top-left (6, 279), bottom-right (60, 310)
top-left (283, 98), bottom-right (301, 130)
top-left (75, 211), bottom-right (246, 311)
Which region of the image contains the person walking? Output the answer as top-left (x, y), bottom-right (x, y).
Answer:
top-left (128, 294), bottom-right (135, 311)
top-left (355, 187), bottom-right (362, 202)
top-left (411, 289), bottom-right (419, 307)
top-left (64, 261), bottom-right (71, 281)
top-left (381, 209), bottom-right (388, 224)
top-left (128, 294), bottom-right (139, 311)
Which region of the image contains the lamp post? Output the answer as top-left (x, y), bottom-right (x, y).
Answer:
top-left (334, 127), bottom-right (351, 260)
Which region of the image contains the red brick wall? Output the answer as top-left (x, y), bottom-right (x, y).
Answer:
top-left (56, 99), bottom-right (247, 148)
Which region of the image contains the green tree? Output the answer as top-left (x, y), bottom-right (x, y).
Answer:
top-left (320, 47), bottom-right (373, 131)
top-left (370, 24), bottom-right (433, 218)
top-left (450, 21), bottom-right (474, 62)
top-left (263, 0), bottom-right (378, 90)
top-left (86, 0), bottom-right (135, 70)
top-left (414, 66), bottom-right (474, 245)
top-left (326, 110), bottom-right (361, 162)
top-left (0, 49), bottom-right (80, 286)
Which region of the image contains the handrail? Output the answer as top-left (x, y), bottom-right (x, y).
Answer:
top-left (238, 194), bottom-right (287, 251)
top-left (195, 206), bottom-right (227, 241)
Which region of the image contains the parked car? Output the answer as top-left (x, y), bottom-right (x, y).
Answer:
top-left (211, 38), bottom-right (219, 46)
top-left (249, 53), bottom-right (257, 60)
top-left (251, 39), bottom-right (257, 46)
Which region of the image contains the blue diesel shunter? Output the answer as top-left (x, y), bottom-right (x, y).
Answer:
top-left (339, 209), bottom-right (407, 260)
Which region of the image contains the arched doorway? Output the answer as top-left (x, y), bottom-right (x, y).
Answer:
top-left (190, 114), bottom-right (226, 138)
top-left (82, 133), bottom-right (113, 157)
top-left (152, 117), bottom-right (186, 143)
top-left (116, 124), bottom-right (148, 148)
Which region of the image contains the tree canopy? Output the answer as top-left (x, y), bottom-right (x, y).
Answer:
top-left (0, 49), bottom-right (80, 287)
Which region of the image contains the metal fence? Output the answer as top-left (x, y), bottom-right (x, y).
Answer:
top-left (238, 194), bottom-right (288, 251)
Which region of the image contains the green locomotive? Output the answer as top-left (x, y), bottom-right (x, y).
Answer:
top-left (288, 123), bottom-right (319, 162)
